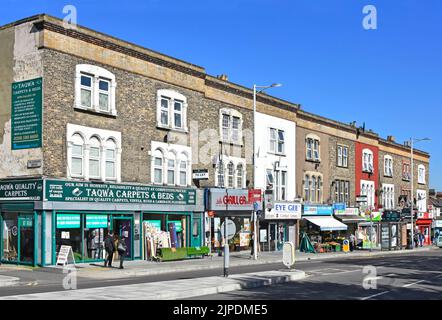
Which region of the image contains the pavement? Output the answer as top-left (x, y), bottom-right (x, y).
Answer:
top-left (0, 269), bottom-right (305, 300)
top-left (36, 245), bottom-right (435, 280)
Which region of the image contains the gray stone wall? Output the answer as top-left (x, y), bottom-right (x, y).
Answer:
top-left (42, 48), bottom-right (253, 187)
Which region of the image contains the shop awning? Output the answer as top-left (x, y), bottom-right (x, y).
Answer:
top-left (335, 215), bottom-right (367, 223)
top-left (304, 216), bottom-right (348, 231)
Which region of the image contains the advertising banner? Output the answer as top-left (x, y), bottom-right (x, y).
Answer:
top-left (265, 202), bottom-right (302, 220)
top-left (86, 215), bottom-right (108, 228)
top-left (209, 189), bottom-right (253, 211)
top-left (45, 180), bottom-right (196, 205)
top-left (11, 78), bottom-right (42, 150)
top-left (0, 180), bottom-right (43, 201)
top-left (57, 214), bottom-right (81, 229)
top-left (303, 205), bottom-right (334, 216)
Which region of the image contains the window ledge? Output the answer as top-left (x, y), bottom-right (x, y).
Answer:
top-left (362, 170), bottom-right (374, 174)
top-left (219, 139), bottom-right (243, 147)
top-left (418, 182), bottom-right (426, 185)
top-left (384, 175), bottom-right (393, 178)
top-left (336, 165), bottom-right (349, 169)
top-left (75, 105), bottom-right (117, 117)
top-left (306, 158), bottom-right (321, 164)
top-left (156, 124), bottom-right (189, 134)
top-left (268, 151), bottom-right (286, 157)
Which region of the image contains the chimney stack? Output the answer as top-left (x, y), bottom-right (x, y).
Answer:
top-left (217, 74), bottom-right (228, 81)
top-left (387, 136), bottom-right (396, 142)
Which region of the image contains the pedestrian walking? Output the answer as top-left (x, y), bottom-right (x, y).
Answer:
top-left (413, 232), bottom-right (419, 248)
top-left (116, 235), bottom-right (127, 269)
top-left (104, 232), bottom-right (115, 267)
top-left (419, 232), bottom-right (425, 247)
top-left (349, 233), bottom-right (356, 252)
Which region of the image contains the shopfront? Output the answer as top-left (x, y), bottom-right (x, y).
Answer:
top-left (260, 202), bottom-right (301, 251)
top-left (334, 206), bottom-right (366, 240)
top-left (0, 178), bottom-right (202, 266)
top-left (416, 212), bottom-right (433, 246)
top-left (357, 211), bottom-right (381, 250)
top-left (300, 205), bottom-right (348, 252)
top-left (205, 188), bottom-right (254, 253)
top-left (380, 210), bottom-right (406, 251)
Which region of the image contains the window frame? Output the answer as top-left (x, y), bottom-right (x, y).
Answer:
top-left (75, 64), bottom-right (117, 116)
top-left (219, 108), bottom-right (243, 145)
top-left (156, 89), bottom-right (188, 132)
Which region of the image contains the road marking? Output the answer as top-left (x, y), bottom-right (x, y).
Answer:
top-left (402, 280), bottom-right (426, 288)
top-left (360, 290), bottom-right (389, 300)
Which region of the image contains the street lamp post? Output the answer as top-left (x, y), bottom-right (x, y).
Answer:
top-left (410, 137), bottom-right (430, 249)
top-left (252, 83), bottom-right (281, 260)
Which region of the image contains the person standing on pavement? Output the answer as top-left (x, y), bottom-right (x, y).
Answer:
top-left (116, 235), bottom-right (127, 269)
top-left (104, 232), bottom-right (115, 267)
top-left (349, 233), bottom-right (356, 252)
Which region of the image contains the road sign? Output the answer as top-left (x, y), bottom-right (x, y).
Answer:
top-left (220, 219), bottom-right (236, 240)
top-left (248, 189), bottom-right (262, 203)
top-left (282, 242), bottom-right (295, 269)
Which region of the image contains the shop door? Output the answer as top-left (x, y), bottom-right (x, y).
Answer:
top-left (112, 217), bottom-right (133, 259)
top-left (191, 217), bottom-right (201, 247)
top-left (18, 216), bottom-right (34, 264)
top-left (269, 223), bottom-right (276, 251)
top-left (1, 214), bottom-right (34, 265)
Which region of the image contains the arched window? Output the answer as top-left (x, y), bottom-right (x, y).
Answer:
top-left (311, 176), bottom-right (317, 203)
top-left (227, 162), bottom-right (235, 188)
top-left (167, 152), bottom-right (176, 185)
top-left (153, 149), bottom-right (164, 184)
top-left (177, 152), bottom-right (189, 186)
top-left (88, 137), bottom-right (101, 179)
top-left (217, 161), bottom-right (225, 187)
top-left (71, 134), bottom-right (84, 176)
top-left (304, 175), bottom-right (310, 202)
top-left (236, 164), bottom-right (244, 188)
top-left (317, 176), bottom-right (322, 203)
top-left (105, 139), bottom-right (117, 180)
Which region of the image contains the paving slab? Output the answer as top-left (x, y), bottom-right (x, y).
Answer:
top-left (0, 269), bottom-right (306, 300)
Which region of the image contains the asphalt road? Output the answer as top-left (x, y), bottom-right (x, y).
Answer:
top-left (194, 249), bottom-right (442, 300)
top-left (1, 249), bottom-right (441, 299)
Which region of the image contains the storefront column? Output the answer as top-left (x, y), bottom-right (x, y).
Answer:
top-left (41, 211), bottom-right (45, 267)
top-left (134, 212), bottom-right (141, 259)
top-left (51, 211), bottom-right (56, 265)
top-left (33, 210), bottom-right (38, 267)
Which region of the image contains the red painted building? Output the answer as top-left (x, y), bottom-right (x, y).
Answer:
top-left (355, 142), bottom-right (379, 210)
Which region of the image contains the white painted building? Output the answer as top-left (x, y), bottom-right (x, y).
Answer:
top-left (255, 112), bottom-right (296, 201)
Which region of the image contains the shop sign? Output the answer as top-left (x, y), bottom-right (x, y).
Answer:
top-left (334, 207), bottom-right (360, 215)
top-left (192, 169), bottom-right (209, 180)
top-left (209, 189), bottom-right (253, 211)
top-left (265, 202), bottom-right (302, 220)
top-left (333, 203), bottom-right (346, 211)
top-left (302, 205), bottom-right (333, 216)
top-left (382, 210), bottom-right (401, 222)
top-left (45, 180), bottom-right (196, 205)
top-left (11, 77), bottom-right (43, 150)
top-left (86, 215), bottom-right (108, 228)
top-left (0, 180), bottom-right (43, 201)
top-left (57, 214), bottom-right (81, 229)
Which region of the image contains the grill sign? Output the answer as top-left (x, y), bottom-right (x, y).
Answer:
top-left (209, 189), bottom-right (253, 211)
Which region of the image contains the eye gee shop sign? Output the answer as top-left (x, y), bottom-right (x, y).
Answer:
top-left (0, 180), bottom-right (43, 201)
top-left (45, 180), bottom-right (196, 205)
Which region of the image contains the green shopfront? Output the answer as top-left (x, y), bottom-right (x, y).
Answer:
top-left (0, 178), bottom-right (203, 266)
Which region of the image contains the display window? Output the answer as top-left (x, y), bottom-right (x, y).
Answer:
top-left (1, 212), bottom-right (35, 265)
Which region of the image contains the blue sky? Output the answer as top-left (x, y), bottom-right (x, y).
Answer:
top-left (2, 0), bottom-right (441, 189)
